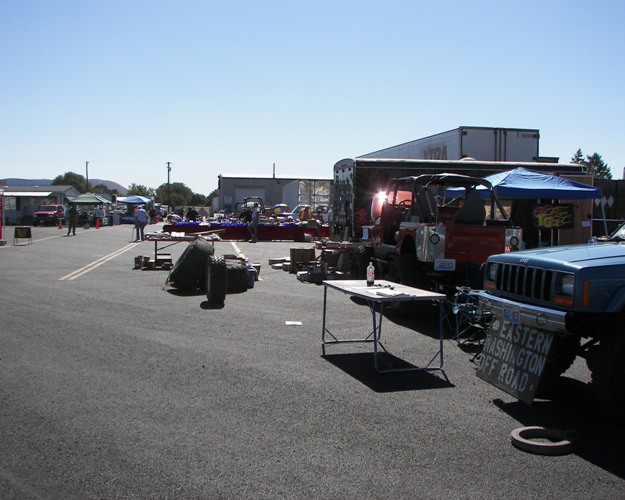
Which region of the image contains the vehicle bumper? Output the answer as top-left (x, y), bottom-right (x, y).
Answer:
top-left (475, 291), bottom-right (568, 334)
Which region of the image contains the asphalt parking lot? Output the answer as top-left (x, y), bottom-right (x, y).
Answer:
top-left (1, 222), bottom-right (624, 498)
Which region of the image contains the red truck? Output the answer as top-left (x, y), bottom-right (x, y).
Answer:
top-left (350, 174), bottom-right (522, 304)
top-left (32, 204), bottom-right (65, 226)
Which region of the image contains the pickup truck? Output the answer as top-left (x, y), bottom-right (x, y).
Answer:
top-left (475, 241), bottom-right (625, 420)
top-left (32, 204), bottom-right (65, 226)
top-left (234, 197), bottom-right (265, 222)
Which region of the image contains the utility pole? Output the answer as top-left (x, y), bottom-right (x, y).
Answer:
top-left (85, 161), bottom-right (89, 192)
top-left (167, 162), bottom-right (172, 210)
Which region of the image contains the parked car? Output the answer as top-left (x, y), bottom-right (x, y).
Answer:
top-left (32, 205), bottom-right (65, 226)
top-left (598, 221), bottom-right (625, 242)
top-left (285, 204), bottom-right (312, 221)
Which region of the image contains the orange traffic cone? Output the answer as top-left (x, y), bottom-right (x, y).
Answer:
top-left (58, 219), bottom-right (63, 229)
top-left (95, 218), bottom-right (100, 229)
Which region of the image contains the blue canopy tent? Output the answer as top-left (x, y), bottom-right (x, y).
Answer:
top-left (446, 167), bottom-right (601, 200)
top-left (117, 195), bottom-right (152, 205)
top-left (477, 167), bottom-right (601, 200)
top-left (445, 167), bottom-right (607, 241)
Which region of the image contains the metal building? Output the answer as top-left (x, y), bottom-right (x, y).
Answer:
top-left (216, 174), bottom-right (332, 214)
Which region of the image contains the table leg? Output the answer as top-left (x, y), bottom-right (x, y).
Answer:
top-left (372, 300), bottom-right (381, 371)
top-left (438, 299), bottom-right (444, 368)
top-left (322, 285), bottom-right (328, 355)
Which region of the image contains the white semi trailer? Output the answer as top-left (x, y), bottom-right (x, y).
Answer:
top-left (359, 126), bottom-right (541, 163)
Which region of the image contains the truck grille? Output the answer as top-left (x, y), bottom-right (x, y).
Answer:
top-left (496, 263), bottom-right (554, 302)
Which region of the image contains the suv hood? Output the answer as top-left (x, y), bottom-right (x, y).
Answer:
top-left (490, 242), bottom-right (625, 268)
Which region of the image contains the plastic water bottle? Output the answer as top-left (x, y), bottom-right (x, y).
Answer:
top-left (367, 261), bottom-right (375, 286)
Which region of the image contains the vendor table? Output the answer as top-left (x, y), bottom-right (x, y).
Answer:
top-left (162, 223), bottom-right (306, 241)
top-left (144, 235), bottom-right (202, 269)
top-left (322, 279), bottom-right (446, 373)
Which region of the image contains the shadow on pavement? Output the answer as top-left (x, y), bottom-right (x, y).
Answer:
top-left (493, 376), bottom-right (625, 478)
top-left (347, 296), bottom-right (445, 342)
top-left (200, 301), bottom-right (226, 310)
top-left (165, 288), bottom-right (205, 297)
top-left (321, 352), bottom-right (453, 393)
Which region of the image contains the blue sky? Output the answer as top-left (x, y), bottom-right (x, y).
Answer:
top-left (2, 0), bottom-right (624, 195)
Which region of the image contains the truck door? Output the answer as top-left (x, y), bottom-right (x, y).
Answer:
top-left (380, 185), bottom-right (412, 245)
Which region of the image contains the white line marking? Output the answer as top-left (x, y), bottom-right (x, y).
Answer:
top-left (230, 241), bottom-right (246, 258)
top-left (59, 243), bottom-right (139, 280)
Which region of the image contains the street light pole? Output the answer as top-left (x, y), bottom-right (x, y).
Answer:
top-left (167, 162), bottom-right (171, 211)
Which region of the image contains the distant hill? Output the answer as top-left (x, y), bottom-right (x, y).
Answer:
top-left (3, 178), bottom-right (128, 195)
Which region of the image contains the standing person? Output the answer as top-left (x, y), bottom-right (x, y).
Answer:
top-left (248, 202), bottom-right (259, 243)
top-left (134, 205), bottom-right (148, 241)
top-left (148, 206), bottom-right (157, 224)
top-left (66, 204), bottom-right (78, 236)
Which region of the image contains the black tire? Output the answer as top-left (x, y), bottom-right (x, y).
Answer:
top-left (168, 238), bottom-right (215, 291)
top-left (206, 256), bottom-right (227, 304)
top-left (385, 254), bottom-right (434, 317)
top-left (591, 333), bottom-right (625, 420)
top-left (225, 259), bottom-right (248, 294)
top-left (535, 335), bottom-right (580, 397)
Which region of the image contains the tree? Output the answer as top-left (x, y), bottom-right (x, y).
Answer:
top-left (571, 149), bottom-right (584, 164)
top-left (92, 183), bottom-right (119, 196)
top-left (127, 184), bottom-right (154, 197)
top-left (585, 152), bottom-right (612, 180)
top-left (154, 182), bottom-right (194, 209)
top-left (572, 149), bottom-right (612, 180)
top-left (189, 192), bottom-right (209, 206)
top-left (207, 188), bottom-right (218, 205)
top-left (52, 172), bottom-right (89, 193)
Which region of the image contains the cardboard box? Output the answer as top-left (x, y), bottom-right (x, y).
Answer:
top-left (290, 248), bottom-right (316, 273)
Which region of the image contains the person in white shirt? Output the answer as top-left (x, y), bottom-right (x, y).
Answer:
top-left (134, 206), bottom-right (149, 241)
top-left (247, 203), bottom-right (259, 243)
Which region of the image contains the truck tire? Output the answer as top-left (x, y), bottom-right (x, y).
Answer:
top-left (535, 335), bottom-right (580, 397)
top-left (206, 256), bottom-right (227, 304)
top-left (168, 238), bottom-right (215, 291)
top-left (225, 258), bottom-right (248, 294)
top-left (591, 333), bottom-right (625, 420)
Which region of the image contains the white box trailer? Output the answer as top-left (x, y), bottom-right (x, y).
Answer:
top-left (359, 126), bottom-right (540, 162)
top-left (282, 179), bottom-right (332, 211)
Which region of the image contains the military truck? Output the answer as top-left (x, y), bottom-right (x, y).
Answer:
top-left (351, 174), bottom-right (522, 300)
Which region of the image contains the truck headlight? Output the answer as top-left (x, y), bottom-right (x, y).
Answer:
top-left (556, 274), bottom-right (575, 296)
top-left (485, 262), bottom-right (498, 282)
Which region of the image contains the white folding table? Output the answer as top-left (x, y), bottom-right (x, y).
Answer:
top-left (321, 279), bottom-right (446, 373)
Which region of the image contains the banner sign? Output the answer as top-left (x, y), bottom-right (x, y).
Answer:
top-left (532, 204), bottom-right (574, 230)
top-left (476, 315), bottom-right (555, 404)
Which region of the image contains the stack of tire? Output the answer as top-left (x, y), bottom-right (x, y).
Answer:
top-left (167, 238), bottom-right (215, 291)
top-left (206, 256), bottom-right (249, 304)
top-left (166, 238), bottom-right (251, 305)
